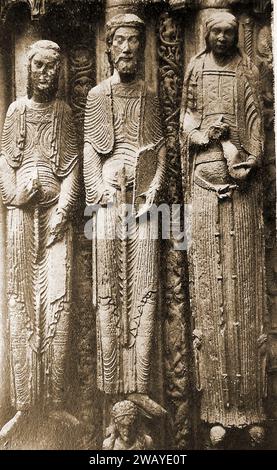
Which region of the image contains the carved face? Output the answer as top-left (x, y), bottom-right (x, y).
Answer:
top-left (115, 415), bottom-right (136, 445)
top-left (208, 21), bottom-right (237, 56)
top-left (110, 27), bottom-right (141, 75)
top-left (29, 49), bottom-right (60, 99)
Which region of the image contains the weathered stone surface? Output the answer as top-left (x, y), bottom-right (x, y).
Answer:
top-left (0, 39), bottom-right (80, 446)
top-left (180, 10), bottom-right (268, 446)
top-left (0, 0), bottom-right (274, 451)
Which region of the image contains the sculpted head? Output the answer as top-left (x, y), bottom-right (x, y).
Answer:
top-left (249, 426), bottom-right (265, 448)
top-left (205, 12), bottom-right (239, 57)
top-left (27, 40), bottom-right (61, 101)
top-left (111, 400), bottom-right (138, 446)
top-left (106, 14), bottom-right (145, 78)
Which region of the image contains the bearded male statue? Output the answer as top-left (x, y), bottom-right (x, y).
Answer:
top-left (0, 40), bottom-right (80, 442)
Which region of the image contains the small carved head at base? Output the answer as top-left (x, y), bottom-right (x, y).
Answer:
top-left (106, 14), bottom-right (145, 78)
top-left (27, 40), bottom-right (61, 102)
top-left (103, 400), bottom-right (153, 450)
top-left (210, 425), bottom-right (226, 447)
top-left (248, 425), bottom-right (265, 448)
top-left (112, 400), bottom-right (138, 446)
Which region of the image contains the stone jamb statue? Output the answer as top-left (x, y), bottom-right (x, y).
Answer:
top-left (180, 11), bottom-right (267, 449)
top-left (0, 40), bottom-right (80, 443)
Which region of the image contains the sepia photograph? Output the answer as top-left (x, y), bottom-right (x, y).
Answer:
top-left (0, 0), bottom-right (275, 457)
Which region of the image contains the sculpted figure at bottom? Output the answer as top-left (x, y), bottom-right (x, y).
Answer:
top-left (0, 40), bottom-right (80, 444)
top-left (84, 13), bottom-right (167, 448)
top-left (103, 400), bottom-right (153, 450)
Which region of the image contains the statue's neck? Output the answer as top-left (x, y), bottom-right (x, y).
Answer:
top-left (30, 90), bottom-right (55, 104)
top-left (111, 69), bottom-right (139, 85)
top-left (27, 96), bottom-right (54, 109)
top-left (210, 49), bottom-right (237, 67)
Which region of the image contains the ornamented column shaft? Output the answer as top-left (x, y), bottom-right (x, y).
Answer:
top-left (69, 29), bottom-right (99, 448)
top-left (158, 10), bottom-right (192, 449)
top-left (0, 27), bottom-right (12, 425)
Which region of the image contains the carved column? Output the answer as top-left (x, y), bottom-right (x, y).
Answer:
top-left (158, 10), bottom-right (192, 449)
top-left (240, 14), bottom-right (254, 60)
top-left (97, 0), bottom-right (157, 85)
top-left (66, 14), bottom-right (100, 449)
top-left (0, 26), bottom-right (12, 425)
top-left (253, 4), bottom-right (277, 428)
top-left (13, 16), bottom-right (42, 98)
top-left (94, 0), bottom-right (167, 449)
top-left (97, 0), bottom-right (145, 82)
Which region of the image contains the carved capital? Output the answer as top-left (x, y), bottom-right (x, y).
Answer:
top-left (196, 0), bottom-right (246, 7)
top-left (0, 0), bottom-right (46, 21)
top-left (105, 0), bottom-right (145, 20)
top-left (0, 0), bottom-right (100, 22)
top-left (253, 0), bottom-right (272, 14)
top-left (168, 0), bottom-right (249, 9)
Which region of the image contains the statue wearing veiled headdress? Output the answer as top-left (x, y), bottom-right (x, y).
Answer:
top-left (180, 12), bottom-right (267, 447)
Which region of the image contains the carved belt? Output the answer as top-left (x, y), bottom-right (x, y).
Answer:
top-left (195, 152), bottom-right (225, 166)
top-left (194, 174), bottom-right (238, 200)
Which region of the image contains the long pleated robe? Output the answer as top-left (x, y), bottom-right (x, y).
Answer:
top-left (84, 77), bottom-right (166, 395)
top-left (0, 97), bottom-right (79, 411)
top-left (180, 51), bottom-right (267, 427)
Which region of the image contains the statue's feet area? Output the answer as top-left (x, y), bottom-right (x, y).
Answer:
top-left (0, 411), bottom-right (27, 447)
top-left (0, 410), bottom-right (82, 450)
top-left (48, 410), bottom-right (81, 428)
top-left (202, 423), bottom-right (268, 450)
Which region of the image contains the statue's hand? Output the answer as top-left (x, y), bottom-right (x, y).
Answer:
top-left (47, 210), bottom-right (67, 248)
top-left (99, 186), bottom-right (116, 206)
top-left (233, 155), bottom-right (258, 171)
top-left (136, 187), bottom-right (157, 218)
top-left (145, 186), bottom-right (158, 207)
top-left (190, 129), bottom-right (209, 147)
top-left (16, 177), bottom-right (41, 206)
top-left (208, 123), bottom-right (229, 142)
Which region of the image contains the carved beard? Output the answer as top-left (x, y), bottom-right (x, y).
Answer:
top-left (114, 58), bottom-right (138, 75)
top-left (110, 48), bottom-right (139, 77)
top-left (27, 65), bottom-right (59, 101)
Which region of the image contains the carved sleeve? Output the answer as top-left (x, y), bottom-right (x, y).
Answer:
top-left (0, 155), bottom-right (17, 205)
top-left (0, 101), bottom-right (27, 207)
top-left (179, 57), bottom-right (204, 202)
top-left (84, 85), bottom-right (114, 155)
top-left (55, 102), bottom-right (79, 178)
top-left (180, 57), bottom-right (206, 146)
top-left (180, 58), bottom-right (199, 132)
top-left (244, 63), bottom-right (264, 163)
top-left (83, 142), bottom-right (104, 205)
top-left (0, 101), bottom-right (23, 206)
top-left (57, 162), bottom-right (80, 216)
top-left (149, 143), bottom-right (167, 193)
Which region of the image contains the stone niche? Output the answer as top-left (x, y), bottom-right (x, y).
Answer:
top-left (0, 0), bottom-right (275, 450)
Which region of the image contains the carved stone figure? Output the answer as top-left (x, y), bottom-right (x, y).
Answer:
top-left (103, 400), bottom-right (153, 450)
top-left (83, 13), bottom-right (166, 403)
top-left (180, 12), bottom-right (267, 446)
top-left (0, 40), bottom-right (80, 441)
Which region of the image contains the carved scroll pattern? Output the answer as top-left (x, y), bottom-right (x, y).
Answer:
top-left (158, 12), bottom-right (192, 449)
top-left (242, 16), bottom-right (254, 61)
top-left (68, 44), bottom-right (94, 145)
top-left (255, 23), bottom-right (277, 384)
top-left (68, 40), bottom-right (100, 449)
top-left (253, 0), bottom-right (272, 14)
